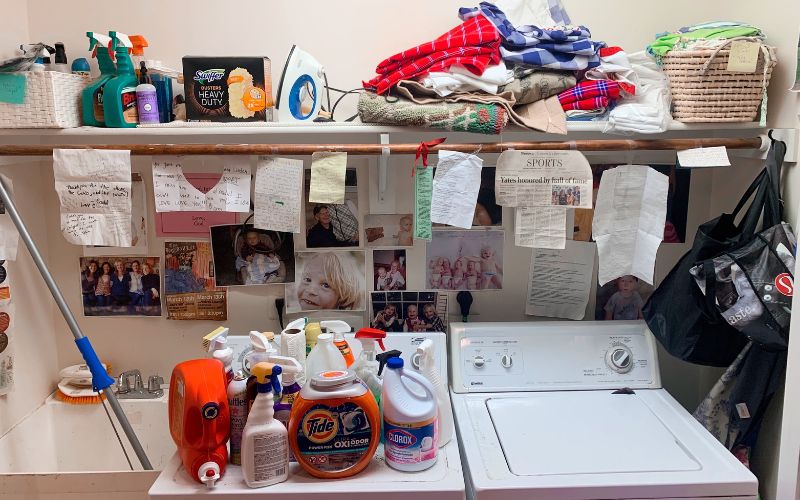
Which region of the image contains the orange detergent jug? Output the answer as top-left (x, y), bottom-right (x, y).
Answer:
top-left (288, 370), bottom-right (380, 479)
top-left (169, 359), bottom-right (230, 488)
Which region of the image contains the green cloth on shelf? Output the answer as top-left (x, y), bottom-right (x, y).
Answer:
top-left (648, 23), bottom-right (763, 57)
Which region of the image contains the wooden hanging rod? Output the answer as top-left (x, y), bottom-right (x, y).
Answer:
top-left (0, 137), bottom-right (764, 156)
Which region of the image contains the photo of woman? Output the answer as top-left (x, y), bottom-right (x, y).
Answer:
top-left (285, 251), bottom-right (366, 312)
top-left (79, 256), bottom-right (162, 317)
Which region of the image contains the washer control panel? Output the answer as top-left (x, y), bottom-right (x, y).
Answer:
top-left (450, 321), bottom-right (660, 393)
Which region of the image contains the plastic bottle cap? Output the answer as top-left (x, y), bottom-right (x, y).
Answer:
top-left (198, 461), bottom-right (220, 488)
top-left (263, 331), bottom-right (275, 341)
top-left (311, 370), bottom-right (354, 387)
top-left (317, 333), bottom-right (333, 343)
top-left (387, 357), bottom-right (404, 369)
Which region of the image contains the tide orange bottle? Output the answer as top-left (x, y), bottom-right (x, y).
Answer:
top-left (169, 359), bottom-right (230, 488)
top-left (288, 370), bottom-right (380, 478)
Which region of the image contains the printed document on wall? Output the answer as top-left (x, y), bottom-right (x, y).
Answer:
top-left (0, 176), bottom-right (19, 260)
top-left (53, 149), bottom-right (132, 247)
top-left (254, 157), bottom-right (303, 233)
top-left (430, 151), bottom-right (483, 229)
top-left (526, 241), bottom-right (595, 320)
top-left (592, 165), bottom-right (668, 286)
top-left (515, 206), bottom-right (567, 249)
top-left (309, 152), bottom-right (346, 204)
top-left (152, 156), bottom-right (251, 212)
top-left (495, 150), bottom-right (592, 208)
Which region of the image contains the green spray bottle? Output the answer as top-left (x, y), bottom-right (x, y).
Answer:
top-left (81, 32), bottom-right (116, 127)
top-left (102, 32), bottom-right (138, 128)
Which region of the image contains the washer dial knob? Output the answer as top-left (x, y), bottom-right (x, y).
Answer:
top-left (501, 354), bottom-right (513, 368)
top-left (606, 346), bottom-right (633, 373)
top-left (473, 356), bottom-right (485, 368)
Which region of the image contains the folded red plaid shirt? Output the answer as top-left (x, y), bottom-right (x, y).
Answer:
top-left (364, 14), bottom-right (501, 95)
top-left (563, 96), bottom-right (609, 111)
top-left (557, 80), bottom-right (621, 109)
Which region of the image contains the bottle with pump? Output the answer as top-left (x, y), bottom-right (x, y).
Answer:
top-left (103, 32), bottom-right (138, 128)
top-left (350, 328), bottom-right (387, 403)
top-left (242, 362), bottom-right (289, 488)
top-left (52, 42), bottom-right (69, 73)
top-left (243, 332), bottom-right (302, 416)
top-left (227, 371), bottom-right (248, 466)
top-left (305, 333), bottom-right (346, 379)
top-left (81, 32), bottom-right (116, 127)
top-left (135, 62), bottom-right (160, 124)
top-left (417, 339), bottom-right (453, 447)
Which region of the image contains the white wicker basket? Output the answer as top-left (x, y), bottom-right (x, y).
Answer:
top-left (661, 38), bottom-right (776, 123)
top-left (0, 71), bottom-right (88, 128)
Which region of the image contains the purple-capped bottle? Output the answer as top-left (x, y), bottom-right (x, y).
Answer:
top-left (135, 61), bottom-right (160, 124)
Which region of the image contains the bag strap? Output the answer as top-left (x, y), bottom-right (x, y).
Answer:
top-left (763, 137), bottom-right (786, 227)
top-left (702, 260), bottom-right (719, 317)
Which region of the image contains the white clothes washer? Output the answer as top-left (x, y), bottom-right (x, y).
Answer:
top-left (449, 321), bottom-right (758, 500)
top-left (149, 331), bottom-right (465, 500)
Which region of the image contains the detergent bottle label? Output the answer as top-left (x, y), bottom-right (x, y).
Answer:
top-left (384, 416), bottom-right (438, 466)
top-left (121, 87), bottom-right (138, 124)
top-left (295, 402), bottom-right (373, 473)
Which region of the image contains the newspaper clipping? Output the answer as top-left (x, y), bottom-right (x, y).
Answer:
top-left (495, 150), bottom-right (592, 209)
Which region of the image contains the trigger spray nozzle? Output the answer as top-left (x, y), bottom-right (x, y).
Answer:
top-left (252, 362), bottom-right (282, 394)
top-left (376, 350), bottom-right (402, 376)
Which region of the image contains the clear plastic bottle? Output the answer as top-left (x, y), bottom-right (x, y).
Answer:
top-left (305, 333), bottom-right (346, 380)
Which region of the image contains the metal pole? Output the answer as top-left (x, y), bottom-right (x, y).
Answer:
top-left (0, 177), bottom-right (152, 471)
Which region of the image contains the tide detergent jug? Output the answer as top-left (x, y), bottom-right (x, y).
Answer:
top-left (169, 359), bottom-right (230, 488)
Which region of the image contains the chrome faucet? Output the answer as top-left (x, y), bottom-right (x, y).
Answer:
top-left (116, 369), bottom-right (164, 399)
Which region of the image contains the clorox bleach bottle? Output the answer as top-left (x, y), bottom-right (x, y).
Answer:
top-left (417, 339), bottom-right (453, 447)
top-left (382, 357), bottom-right (438, 471)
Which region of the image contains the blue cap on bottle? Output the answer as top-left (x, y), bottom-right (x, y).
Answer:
top-left (387, 357), bottom-right (404, 369)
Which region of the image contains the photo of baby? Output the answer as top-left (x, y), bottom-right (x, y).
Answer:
top-left (551, 185), bottom-right (582, 206)
top-left (364, 214), bottom-right (414, 247)
top-left (210, 225), bottom-right (295, 286)
top-left (373, 249), bottom-right (407, 291)
top-left (370, 291), bottom-right (448, 332)
top-left (305, 168), bottom-right (360, 249)
top-left (285, 251), bottom-right (366, 312)
top-left (79, 256), bottom-right (162, 317)
top-left (595, 275), bottom-right (655, 321)
top-left (426, 230), bottom-right (504, 290)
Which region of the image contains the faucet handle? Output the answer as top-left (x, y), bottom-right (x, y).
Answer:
top-left (117, 373), bottom-right (131, 394)
top-left (148, 375), bottom-right (164, 394)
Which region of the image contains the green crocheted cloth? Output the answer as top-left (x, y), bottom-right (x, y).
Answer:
top-left (358, 91), bottom-right (507, 134)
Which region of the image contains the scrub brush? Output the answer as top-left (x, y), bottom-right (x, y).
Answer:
top-left (202, 326), bottom-right (229, 351)
top-left (54, 363), bottom-right (112, 404)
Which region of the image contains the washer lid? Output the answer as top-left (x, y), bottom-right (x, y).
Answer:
top-left (488, 391), bottom-right (701, 476)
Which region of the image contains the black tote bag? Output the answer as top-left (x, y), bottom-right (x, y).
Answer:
top-left (643, 139), bottom-right (785, 367)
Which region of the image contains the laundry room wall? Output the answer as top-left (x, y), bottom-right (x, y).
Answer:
top-left (6, 1), bottom-right (798, 498)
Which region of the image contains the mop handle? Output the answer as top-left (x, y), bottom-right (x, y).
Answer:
top-left (0, 177), bottom-right (152, 471)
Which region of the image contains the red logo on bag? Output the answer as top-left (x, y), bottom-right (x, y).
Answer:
top-left (775, 273), bottom-right (793, 296)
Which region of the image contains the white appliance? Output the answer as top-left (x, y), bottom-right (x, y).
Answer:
top-left (449, 321), bottom-right (758, 500)
top-left (149, 331), bottom-right (464, 499)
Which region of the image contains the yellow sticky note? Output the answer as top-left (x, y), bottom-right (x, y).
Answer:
top-left (726, 41), bottom-right (760, 73)
top-left (309, 152), bottom-right (346, 204)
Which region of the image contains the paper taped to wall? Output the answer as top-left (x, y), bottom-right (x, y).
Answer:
top-left (515, 206), bottom-right (568, 249)
top-left (309, 151), bottom-right (346, 204)
top-left (592, 165), bottom-right (668, 286)
top-left (255, 157), bottom-right (303, 233)
top-left (414, 166), bottom-right (434, 240)
top-left (495, 150), bottom-right (592, 208)
top-left (525, 241), bottom-right (595, 320)
top-left (53, 149), bottom-right (132, 247)
top-left (152, 156), bottom-right (252, 213)
top-left (430, 151), bottom-right (483, 229)
top-left (676, 146), bottom-right (730, 168)
top-left (0, 176), bottom-right (19, 260)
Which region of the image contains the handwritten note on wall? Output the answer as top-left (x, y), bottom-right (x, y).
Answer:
top-left (0, 176), bottom-right (19, 260)
top-left (53, 149), bottom-right (132, 247)
top-left (152, 156), bottom-right (252, 212)
top-left (254, 157), bottom-right (303, 233)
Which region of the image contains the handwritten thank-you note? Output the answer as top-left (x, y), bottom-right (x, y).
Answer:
top-left (53, 149), bottom-right (132, 246)
top-left (152, 156), bottom-right (252, 213)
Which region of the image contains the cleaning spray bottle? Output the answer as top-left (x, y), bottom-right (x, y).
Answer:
top-left (128, 35), bottom-right (148, 79)
top-left (206, 327), bottom-right (233, 384)
top-left (417, 339), bottom-right (453, 447)
top-left (103, 31), bottom-right (138, 128)
top-left (332, 330), bottom-right (355, 367)
top-left (242, 362), bottom-right (289, 488)
top-left (82, 32), bottom-right (116, 127)
top-left (350, 328), bottom-right (387, 403)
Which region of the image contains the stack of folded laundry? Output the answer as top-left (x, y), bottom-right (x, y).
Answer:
top-left (359, 1), bottom-right (642, 133)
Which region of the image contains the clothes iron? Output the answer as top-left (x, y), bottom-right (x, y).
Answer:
top-left (277, 45), bottom-right (330, 122)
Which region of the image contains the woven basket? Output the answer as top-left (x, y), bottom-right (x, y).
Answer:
top-left (0, 72), bottom-right (88, 128)
top-left (661, 38), bottom-right (776, 122)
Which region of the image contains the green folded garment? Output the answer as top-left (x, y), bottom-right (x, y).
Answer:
top-left (648, 24), bottom-right (763, 57)
top-left (358, 91), bottom-right (508, 134)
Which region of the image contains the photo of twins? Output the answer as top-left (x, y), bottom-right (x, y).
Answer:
top-left (373, 249), bottom-right (407, 291)
top-left (285, 251), bottom-right (367, 312)
top-left (426, 230), bottom-right (504, 290)
top-left (370, 291), bottom-right (448, 332)
top-left (364, 214), bottom-right (414, 247)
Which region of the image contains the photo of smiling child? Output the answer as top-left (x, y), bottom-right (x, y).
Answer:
top-left (594, 275), bottom-right (654, 321)
top-left (286, 251), bottom-right (366, 312)
top-left (364, 214), bottom-right (414, 248)
top-left (370, 291), bottom-right (449, 332)
top-left (426, 230), bottom-right (504, 290)
top-left (373, 249), bottom-right (407, 291)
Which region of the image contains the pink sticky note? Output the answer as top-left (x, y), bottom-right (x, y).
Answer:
top-left (155, 173), bottom-right (239, 237)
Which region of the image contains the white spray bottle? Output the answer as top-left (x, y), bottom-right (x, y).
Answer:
top-left (417, 339), bottom-right (453, 447)
top-left (206, 327), bottom-right (233, 384)
top-left (242, 362), bottom-right (288, 488)
top-left (350, 327), bottom-right (387, 403)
